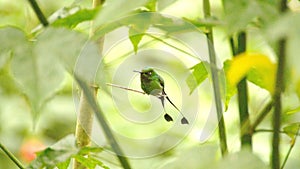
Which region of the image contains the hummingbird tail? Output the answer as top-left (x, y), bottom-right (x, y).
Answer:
top-left (181, 117), bottom-right (189, 124)
top-left (164, 114), bottom-right (173, 122)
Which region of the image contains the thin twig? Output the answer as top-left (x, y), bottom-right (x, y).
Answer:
top-left (0, 142), bottom-right (25, 169)
top-left (251, 100), bottom-right (273, 132)
top-left (75, 76), bottom-right (132, 169)
top-left (27, 0), bottom-right (49, 26)
top-left (203, 0), bottom-right (228, 155)
top-left (254, 129), bottom-right (290, 135)
top-left (106, 83), bottom-right (146, 95)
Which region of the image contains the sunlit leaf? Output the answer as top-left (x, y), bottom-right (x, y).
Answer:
top-left (73, 155), bottom-right (108, 169)
top-left (29, 135), bottom-right (105, 169)
top-left (52, 8), bottom-right (99, 28)
top-left (94, 0), bottom-right (149, 27)
top-left (11, 38), bottom-right (65, 119)
top-left (35, 28), bottom-right (88, 73)
top-left (266, 14), bottom-right (300, 92)
top-left (226, 53), bottom-right (276, 94)
top-left (283, 123), bottom-right (300, 139)
top-left (129, 13), bottom-right (151, 53)
top-left (94, 12), bottom-right (195, 40)
top-left (215, 150), bottom-right (268, 169)
top-left (223, 60), bottom-right (236, 111)
top-left (223, 0), bottom-right (278, 35)
top-left (0, 27), bottom-right (27, 68)
top-left (186, 62), bottom-right (208, 94)
top-left (160, 145), bottom-right (219, 169)
top-left (157, 0), bottom-right (178, 10)
top-left (145, 0), bottom-right (157, 11)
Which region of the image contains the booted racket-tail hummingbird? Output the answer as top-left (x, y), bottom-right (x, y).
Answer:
top-left (134, 68), bottom-right (189, 124)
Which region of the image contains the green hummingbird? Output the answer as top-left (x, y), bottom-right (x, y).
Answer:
top-left (134, 68), bottom-right (189, 124)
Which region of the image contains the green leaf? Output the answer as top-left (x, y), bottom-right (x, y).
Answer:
top-left (73, 155), bottom-right (108, 169)
top-left (223, 60), bottom-right (236, 111)
top-left (283, 123), bottom-right (300, 139)
top-left (94, 12), bottom-right (195, 40)
top-left (0, 27), bottom-right (27, 68)
top-left (74, 75), bottom-right (131, 169)
top-left (160, 145), bottom-right (219, 169)
top-left (215, 150), bottom-right (268, 169)
top-left (223, 0), bottom-right (278, 35)
top-left (186, 62), bottom-right (208, 94)
top-left (128, 13), bottom-right (151, 53)
top-left (34, 28), bottom-right (88, 73)
top-left (266, 13), bottom-right (300, 83)
top-left (52, 8), bottom-right (99, 28)
top-left (94, 0), bottom-right (149, 27)
top-left (29, 135), bottom-right (105, 169)
top-left (157, 0), bottom-right (177, 10)
top-left (145, 0), bottom-right (157, 11)
top-left (226, 53), bottom-right (276, 94)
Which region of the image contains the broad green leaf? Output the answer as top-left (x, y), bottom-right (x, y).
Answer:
top-left (157, 0), bottom-right (177, 10)
top-left (29, 148), bottom-right (72, 169)
top-left (11, 29), bottom-right (67, 119)
top-left (223, 60), bottom-right (236, 111)
top-left (94, 0), bottom-right (149, 27)
top-left (36, 28), bottom-right (101, 83)
top-left (283, 123), bottom-right (300, 139)
top-left (214, 150), bottom-right (268, 169)
top-left (73, 155), bottom-right (108, 169)
top-left (186, 62), bottom-right (208, 94)
top-left (223, 0), bottom-right (278, 35)
top-left (78, 147), bottom-right (103, 155)
top-left (0, 27), bottom-right (27, 68)
top-left (94, 12), bottom-right (195, 40)
top-left (286, 106), bottom-right (300, 115)
top-left (159, 145), bottom-right (219, 169)
top-left (29, 134), bottom-right (105, 169)
top-left (145, 0), bottom-right (157, 11)
top-left (266, 13), bottom-right (300, 88)
top-left (226, 53), bottom-right (276, 94)
top-left (35, 28), bottom-right (88, 73)
top-left (52, 8), bottom-right (99, 28)
top-left (128, 13), bottom-right (151, 53)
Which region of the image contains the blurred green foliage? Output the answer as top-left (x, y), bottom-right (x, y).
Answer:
top-left (1, 0), bottom-right (300, 169)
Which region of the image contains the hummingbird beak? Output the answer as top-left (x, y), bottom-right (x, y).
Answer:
top-left (133, 70), bottom-right (142, 73)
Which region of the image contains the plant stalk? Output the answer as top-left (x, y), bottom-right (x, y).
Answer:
top-left (75, 76), bottom-right (132, 169)
top-left (27, 0), bottom-right (49, 26)
top-left (0, 142), bottom-right (25, 169)
top-left (203, 0), bottom-right (228, 155)
top-left (235, 32), bottom-right (252, 148)
top-left (73, 1), bottom-right (104, 169)
top-left (272, 1), bottom-right (287, 168)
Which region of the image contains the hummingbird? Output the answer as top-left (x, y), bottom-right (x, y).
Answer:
top-left (134, 68), bottom-right (189, 124)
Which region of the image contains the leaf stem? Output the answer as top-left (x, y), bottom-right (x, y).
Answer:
top-left (75, 76), bottom-right (132, 169)
top-left (234, 32), bottom-right (252, 148)
top-left (73, 1), bottom-right (105, 169)
top-left (281, 124), bottom-right (300, 169)
top-left (272, 1), bottom-right (287, 168)
top-left (203, 0), bottom-right (228, 156)
top-left (251, 100), bottom-right (273, 132)
top-left (27, 0), bottom-right (49, 26)
top-left (0, 142), bottom-right (25, 169)
top-left (106, 83), bottom-right (145, 95)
